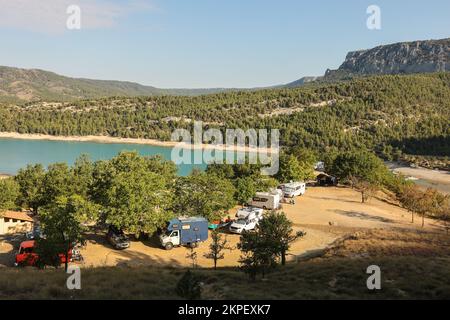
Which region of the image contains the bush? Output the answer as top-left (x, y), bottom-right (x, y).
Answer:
top-left (176, 270), bottom-right (202, 300)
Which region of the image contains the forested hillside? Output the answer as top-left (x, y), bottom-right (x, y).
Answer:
top-left (0, 66), bottom-right (234, 104)
top-left (0, 72), bottom-right (449, 162)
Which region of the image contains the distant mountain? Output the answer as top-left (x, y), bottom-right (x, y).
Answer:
top-left (325, 38), bottom-right (450, 79)
top-left (1, 38), bottom-right (449, 103)
top-left (0, 66), bottom-right (232, 104)
top-left (283, 76), bottom-right (321, 88)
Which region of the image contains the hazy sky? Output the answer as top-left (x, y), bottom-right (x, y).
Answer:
top-left (0, 0), bottom-right (449, 88)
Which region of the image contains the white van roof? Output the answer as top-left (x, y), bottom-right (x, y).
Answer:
top-left (283, 181), bottom-right (305, 188)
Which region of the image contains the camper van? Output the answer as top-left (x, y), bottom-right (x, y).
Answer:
top-left (235, 207), bottom-right (264, 221)
top-left (279, 182), bottom-right (306, 198)
top-left (160, 217), bottom-right (208, 250)
top-left (249, 190), bottom-right (282, 210)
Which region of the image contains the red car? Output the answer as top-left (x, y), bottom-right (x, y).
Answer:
top-left (15, 240), bottom-right (72, 267)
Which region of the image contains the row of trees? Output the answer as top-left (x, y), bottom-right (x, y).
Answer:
top-left (398, 185), bottom-right (449, 228)
top-left (1, 153), bottom-right (244, 235)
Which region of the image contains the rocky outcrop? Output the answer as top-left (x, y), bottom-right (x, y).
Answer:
top-left (325, 38), bottom-right (450, 78)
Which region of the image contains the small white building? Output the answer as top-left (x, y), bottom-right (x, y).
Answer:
top-left (0, 211), bottom-right (34, 235)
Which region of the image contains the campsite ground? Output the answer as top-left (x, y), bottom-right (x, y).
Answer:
top-left (2, 186), bottom-right (443, 269)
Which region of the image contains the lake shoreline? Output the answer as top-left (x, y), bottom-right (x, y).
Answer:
top-left (386, 161), bottom-right (450, 194)
top-left (0, 132), bottom-right (278, 154)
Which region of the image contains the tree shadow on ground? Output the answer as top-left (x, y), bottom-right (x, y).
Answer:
top-left (83, 231), bottom-right (184, 268)
top-left (332, 209), bottom-right (395, 224)
top-left (309, 195), bottom-right (361, 204)
top-left (113, 250), bottom-right (183, 268)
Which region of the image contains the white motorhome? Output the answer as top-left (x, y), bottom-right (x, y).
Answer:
top-left (279, 182), bottom-right (306, 198)
top-left (249, 190), bottom-right (281, 210)
top-left (235, 207), bottom-right (264, 221)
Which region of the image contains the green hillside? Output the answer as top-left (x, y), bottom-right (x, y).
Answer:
top-left (0, 66), bottom-right (235, 104)
top-left (1, 72), bottom-right (449, 162)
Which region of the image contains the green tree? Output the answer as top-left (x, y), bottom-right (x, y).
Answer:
top-left (15, 164), bottom-right (45, 214)
top-left (0, 178), bottom-right (20, 211)
top-left (204, 230), bottom-right (232, 270)
top-left (174, 170), bottom-right (235, 222)
top-left (277, 153), bottom-right (314, 183)
top-left (176, 270), bottom-right (202, 300)
top-left (238, 231), bottom-right (276, 280)
top-left (41, 163), bottom-right (74, 207)
top-left (71, 154), bottom-right (94, 198)
top-left (258, 211), bottom-right (305, 265)
top-left (331, 151), bottom-right (389, 186)
top-left (235, 177), bottom-right (256, 205)
top-left (38, 195), bottom-right (99, 271)
top-left (91, 151), bottom-right (173, 236)
top-left (256, 177), bottom-right (279, 192)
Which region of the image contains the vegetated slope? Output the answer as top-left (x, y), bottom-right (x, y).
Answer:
top-left (1, 72), bottom-right (449, 161)
top-left (0, 66), bottom-right (234, 104)
top-left (1, 229), bottom-right (449, 299)
top-left (325, 38), bottom-right (450, 80)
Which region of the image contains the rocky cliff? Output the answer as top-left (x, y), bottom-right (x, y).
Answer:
top-left (325, 38), bottom-right (450, 78)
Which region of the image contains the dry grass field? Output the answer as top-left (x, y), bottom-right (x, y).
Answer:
top-left (1, 228), bottom-right (449, 299)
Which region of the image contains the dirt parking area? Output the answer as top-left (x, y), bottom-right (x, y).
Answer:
top-left (1, 186), bottom-right (443, 269)
top-left (74, 186), bottom-right (442, 268)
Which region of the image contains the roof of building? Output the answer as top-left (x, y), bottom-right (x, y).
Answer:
top-left (0, 211), bottom-right (34, 222)
top-left (20, 240), bottom-right (36, 248)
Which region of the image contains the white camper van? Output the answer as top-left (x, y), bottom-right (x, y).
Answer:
top-left (249, 190), bottom-right (281, 210)
top-left (280, 182), bottom-right (306, 198)
top-left (235, 207), bottom-right (264, 221)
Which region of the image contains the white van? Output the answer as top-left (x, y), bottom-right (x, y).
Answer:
top-left (249, 190), bottom-right (281, 210)
top-left (235, 207), bottom-right (264, 221)
top-left (280, 182), bottom-right (306, 198)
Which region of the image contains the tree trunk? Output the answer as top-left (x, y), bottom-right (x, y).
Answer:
top-left (411, 211), bottom-right (414, 223)
top-left (65, 240), bottom-right (70, 272)
top-left (361, 191), bottom-right (365, 203)
top-left (281, 250), bottom-right (286, 266)
top-left (422, 214), bottom-right (425, 228)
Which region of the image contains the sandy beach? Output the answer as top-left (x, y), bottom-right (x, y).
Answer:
top-left (386, 162), bottom-right (450, 194)
top-left (0, 132), bottom-right (278, 154)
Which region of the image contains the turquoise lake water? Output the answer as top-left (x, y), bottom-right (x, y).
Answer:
top-left (0, 138), bottom-right (212, 176)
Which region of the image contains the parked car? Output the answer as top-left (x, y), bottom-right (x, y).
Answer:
top-left (229, 218), bottom-right (259, 234)
top-left (15, 240), bottom-right (71, 267)
top-left (106, 226), bottom-right (130, 250)
top-left (160, 217), bottom-right (208, 250)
